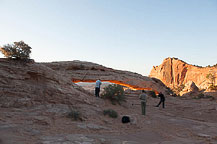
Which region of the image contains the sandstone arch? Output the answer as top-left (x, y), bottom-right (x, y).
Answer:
top-left (44, 60), bottom-right (170, 94)
top-left (73, 80), bottom-right (153, 91)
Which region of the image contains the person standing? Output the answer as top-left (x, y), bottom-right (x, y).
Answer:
top-left (95, 79), bottom-right (102, 97)
top-left (155, 92), bottom-right (165, 108)
top-left (139, 90), bottom-right (147, 115)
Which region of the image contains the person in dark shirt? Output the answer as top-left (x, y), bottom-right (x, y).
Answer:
top-left (155, 92), bottom-right (165, 108)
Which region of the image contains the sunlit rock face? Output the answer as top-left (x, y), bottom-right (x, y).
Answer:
top-left (43, 60), bottom-right (171, 94)
top-left (150, 57), bottom-right (217, 90)
top-left (179, 81), bottom-right (199, 96)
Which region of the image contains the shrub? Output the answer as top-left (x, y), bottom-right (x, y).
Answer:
top-left (206, 95), bottom-right (215, 100)
top-left (172, 84), bottom-right (185, 94)
top-left (171, 94), bottom-right (177, 97)
top-left (147, 90), bottom-right (157, 98)
top-left (206, 73), bottom-right (215, 87)
top-left (208, 85), bottom-right (217, 90)
top-left (197, 93), bottom-right (205, 99)
top-left (0, 41), bottom-right (31, 60)
top-left (67, 109), bottom-right (82, 121)
top-left (103, 109), bottom-right (118, 118)
top-left (102, 84), bottom-right (126, 105)
top-left (193, 93), bottom-right (215, 100)
top-left (90, 66), bottom-right (97, 70)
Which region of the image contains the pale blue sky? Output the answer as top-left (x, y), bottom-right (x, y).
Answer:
top-left (0, 0), bottom-right (217, 76)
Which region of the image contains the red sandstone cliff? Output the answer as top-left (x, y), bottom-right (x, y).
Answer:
top-left (149, 57), bottom-right (217, 90)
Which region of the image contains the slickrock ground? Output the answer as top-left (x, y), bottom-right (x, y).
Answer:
top-left (0, 58), bottom-right (217, 144)
top-left (1, 92), bottom-right (217, 144)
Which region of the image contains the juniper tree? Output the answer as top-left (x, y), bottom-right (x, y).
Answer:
top-left (206, 73), bottom-right (215, 86)
top-left (0, 41), bottom-right (31, 60)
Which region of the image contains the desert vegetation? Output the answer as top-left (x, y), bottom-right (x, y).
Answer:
top-left (206, 73), bottom-right (216, 90)
top-left (172, 84), bottom-right (185, 95)
top-left (0, 41), bottom-right (31, 60)
top-left (101, 84), bottom-right (126, 105)
top-left (208, 85), bottom-right (217, 90)
top-left (103, 109), bottom-right (118, 118)
top-left (66, 108), bottom-right (82, 121)
top-left (146, 90), bottom-right (157, 98)
top-left (193, 93), bottom-right (215, 100)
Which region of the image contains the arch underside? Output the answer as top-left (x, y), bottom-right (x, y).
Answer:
top-left (73, 79), bottom-right (155, 92)
top-left (43, 61), bottom-right (167, 94)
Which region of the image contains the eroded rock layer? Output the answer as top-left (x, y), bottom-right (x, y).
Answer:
top-left (0, 58), bottom-right (95, 108)
top-left (150, 57), bottom-right (217, 90)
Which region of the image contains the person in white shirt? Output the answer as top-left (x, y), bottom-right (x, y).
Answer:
top-left (95, 79), bottom-right (102, 97)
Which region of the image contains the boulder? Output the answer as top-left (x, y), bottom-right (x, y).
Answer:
top-left (179, 81), bottom-right (199, 96)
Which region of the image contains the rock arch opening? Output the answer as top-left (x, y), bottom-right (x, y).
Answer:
top-left (43, 61), bottom-right (168, 94)
top-left (74, 79), bottom-right (154, 91)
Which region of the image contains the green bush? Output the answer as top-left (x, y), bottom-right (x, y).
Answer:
top-left (102, 84), bottom-right (126, 105)
top-left (103, 109), bottom-right (118, 118)
top-left (67, 109), bottom-right (82, 121)
top-left (0, 41), bottom-right (31, 60)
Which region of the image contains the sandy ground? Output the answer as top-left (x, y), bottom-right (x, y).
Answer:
top-left (0, 94), bottom-right (217, 144)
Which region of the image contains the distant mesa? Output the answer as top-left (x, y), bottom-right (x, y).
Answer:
top-left (150, 57), bottom-right (217, 96)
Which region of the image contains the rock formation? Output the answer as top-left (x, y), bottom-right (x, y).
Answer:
top-left (1, 58), bottom-right (217, 143)
top-left (150, 57), bottom-right (217, 92)
top-left (0, 58), bottom-right (96, 108)
top-left (179, 81), bottom-right (199, 96)
top-left (43, 60), bottom-right (171, 94)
